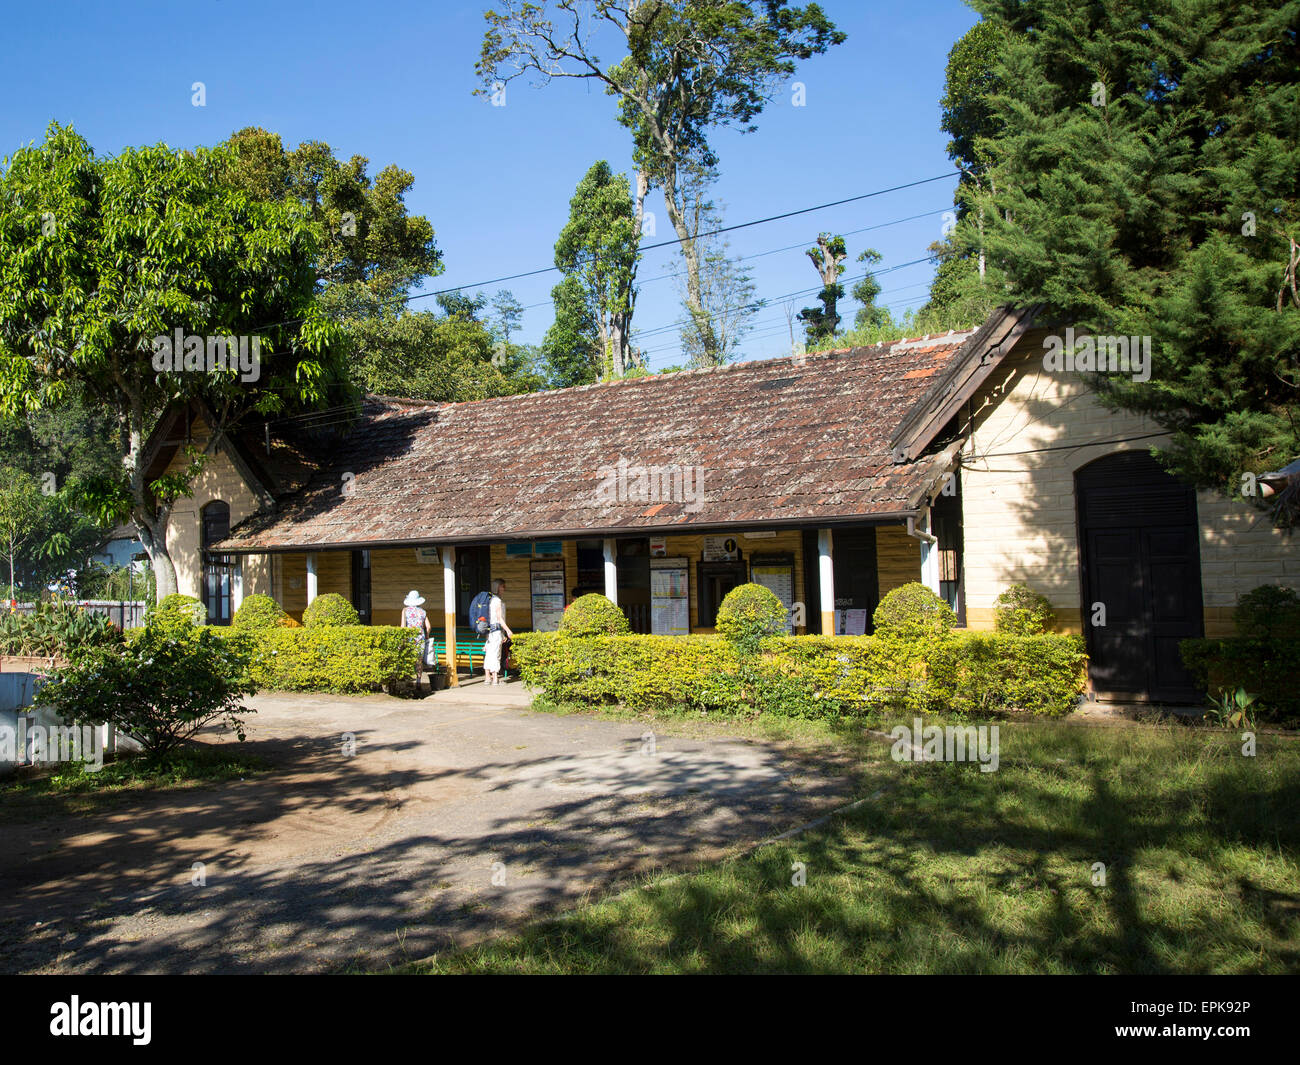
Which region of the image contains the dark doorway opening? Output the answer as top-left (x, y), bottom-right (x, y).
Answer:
top-left (801, 527), bottom-right (879, 634)
top-left (617, 538), bottom-right (651, 633)
top-left (456, 546), bottom-right (492, 626)
top-left (698, 560), bottom-right (748, 628)
top-left (1076, 451), bottom-right (1204, 702)
top-left (351, 550), bottom-right (371, 625)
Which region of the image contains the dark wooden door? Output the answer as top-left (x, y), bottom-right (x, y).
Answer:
top-left (1076, 452), bottom-right (1203, 702)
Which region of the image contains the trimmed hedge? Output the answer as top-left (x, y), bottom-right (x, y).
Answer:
top-left (873, 583), bottom-right (956, 639)
top-left (302, 592), bottom-right (361, 628)
top-left (559, 593), bottom-right (630, 636)
top-left (511, 629), bottom-right (1087, 718)
top-left (1180, 637), bottom-right (1300, 721)
top-left (232, 593), bottom-right (289, 631)
top-left (715, 583), bottom-right (788, 648)
top-left (225, 625), bottom-right (417, 693)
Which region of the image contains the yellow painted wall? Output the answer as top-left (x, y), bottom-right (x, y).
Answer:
top-left (161, 417), bottom-right (271, 603)
top-left (959, 330), bottom-right (1298, 636)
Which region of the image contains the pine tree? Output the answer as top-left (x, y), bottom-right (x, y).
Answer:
top-left (969, 0), bottom-right (1300, 522)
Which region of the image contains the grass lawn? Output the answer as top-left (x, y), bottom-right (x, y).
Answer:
top-left (408, 714), bottom-right (1300, 974)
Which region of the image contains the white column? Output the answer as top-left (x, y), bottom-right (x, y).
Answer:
top-left (603, 538), bottom-right (618, 604)
top-left (442, 545), bottom-right (458, 686)
top-left (818, 528), bottom-right (835, 634)
top-left (231, 562), bottom-right (244, 614)
top-left (305, 552), bottom-right (318, 605)
top-left (919, 511), bottom-right (941, 596)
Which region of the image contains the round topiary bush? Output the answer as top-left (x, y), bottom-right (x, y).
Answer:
top-left (994, 583), bottom-right (1054, 635)
top-left (148, 593), bottom-right (207, 627)
top-left (1235, 584), bottom-right (1300, 640)
top-left (872, 582), bottom-right (955, 639)
top-left (559, 593), bottom-right (630, 636)
top-left (232, 593), bottom-right (289, 631)
top-left (302, 593), bottom-right (360, 628)
top-left (715, 583), bottom-right (788, 649)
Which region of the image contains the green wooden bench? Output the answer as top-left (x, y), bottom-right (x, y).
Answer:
top-left (428, 629), bottom-right (493, 676)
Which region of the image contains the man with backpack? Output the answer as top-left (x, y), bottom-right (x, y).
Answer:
top-left (471, 580), bottom-right (513, 685)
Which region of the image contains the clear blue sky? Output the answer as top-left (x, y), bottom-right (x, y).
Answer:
top-left (1, 0), bottom-right (978, 369)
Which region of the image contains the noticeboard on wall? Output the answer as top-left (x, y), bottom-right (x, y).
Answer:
top-left (650, 557), bottom-right (690, 635)
top-left (530, 559), bottom-right (566, 632)
top-left (750, 553), bottom-right (796, 633)
top-left (702, 535), bottom-right (740, 561)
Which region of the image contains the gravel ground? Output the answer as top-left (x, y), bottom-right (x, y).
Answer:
top-left (0, 683), bottom-right (854, 973)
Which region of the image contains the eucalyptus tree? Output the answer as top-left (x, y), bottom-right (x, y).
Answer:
top-left (477, 0), bottom-right (844, 364)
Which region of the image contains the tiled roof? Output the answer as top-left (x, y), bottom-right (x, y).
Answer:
top-left (215, 333), bottom-right (975, 551)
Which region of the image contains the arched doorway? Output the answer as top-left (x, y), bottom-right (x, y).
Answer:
top-left (1075, 451), bottom-right (1204, 702)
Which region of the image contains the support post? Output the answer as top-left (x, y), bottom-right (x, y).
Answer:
top-left (442, 545), bottom-right (458, 687)
top-left (818, 528), bottom-right (835, 635)
top-left (919, 510), bottom-right (941, 596)
top-left (305, 553), bottom-right (318, 605)
top-left (603, 538), bottom-right (618, 604)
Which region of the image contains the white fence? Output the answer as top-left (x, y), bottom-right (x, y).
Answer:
top-left (9, 599), bottom-right (147, 629)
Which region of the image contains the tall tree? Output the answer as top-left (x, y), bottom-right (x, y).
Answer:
top-left (0, 471), bottom-right (42, 602)
top-left (0, 124), bottom-right (350, 599)
top-left (542, 274), bottom-right (602, 389)
top-left (967, 0), bottom-right (1300, 523)
top-left (552, 161), bottom-right (641, 377)
top-left (798, 233), bottom-right (846, 343)
top-left (477, 0), bottom-right (844, 364)
top-left (850, 248), bottom-right (893, 330)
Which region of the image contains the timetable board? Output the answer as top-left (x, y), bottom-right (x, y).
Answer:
top-left (650, 557), bottom-right (690, 636)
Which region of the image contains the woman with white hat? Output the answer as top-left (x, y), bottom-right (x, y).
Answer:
top-left (401, 590), bottom-right (432, 691)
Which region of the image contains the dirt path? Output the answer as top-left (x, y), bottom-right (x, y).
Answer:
top-left (0, 685), bottom-right (855, 973)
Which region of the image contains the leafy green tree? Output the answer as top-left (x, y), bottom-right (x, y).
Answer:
top-left (0, 123), bottom-right (350, 600)
top-left (850, 248), bottom-right (893, 330)
top-left (489, 290), bottom-right (525, 345)
top-left (223, 127), bottom-right (441, 319)
top-left (542, 274), bottom-right (602, 388)
top-left (0, 394), bottom-right (121, 590)
top-left (967, 0), bottom-right (1300, 521)
top-left (478, 0), bottom-right (844, 364)
top-left (551, 162), bottom-right (640, 377)
top-left (0, 470), bottom-right (43, 601)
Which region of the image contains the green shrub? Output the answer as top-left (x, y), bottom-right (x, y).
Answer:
top-left (36, 622), bottom-right (256, 755)
top-left (148, 593), bottom-right (207, 630)
top-left (715, 583), bottom-right (788, 650)
top-left (872, 583), bottom-right (955, 639)
top-left (1234, 584), bottom-right (1300, 640)
top-left (511, 629), bottom-right (1086, 719)
top-left (302, 593), bottom-right (360, 628)
top-left (994, 583), bottom-right (1055, 635)
top-left (232, 593), bottom-right (289, 631)
top-left (558, 593), bottom-right (630, 637)
top-left (0, 600), bottom-right (122, 658)
top-left (1180, 637), bottom-right (1300, 722)
top-left (227, 625), bottom-right (417, 693)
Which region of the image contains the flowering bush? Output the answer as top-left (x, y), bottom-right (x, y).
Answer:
top-left (36, 619), bottom-right (256, 755)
